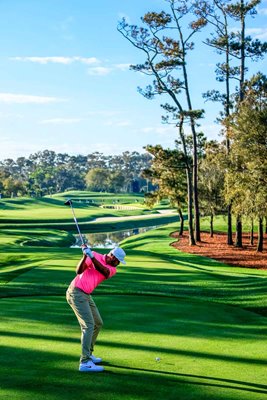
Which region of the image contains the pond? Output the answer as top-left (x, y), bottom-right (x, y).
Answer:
top-left (71, 226), bottom-right (158, 248)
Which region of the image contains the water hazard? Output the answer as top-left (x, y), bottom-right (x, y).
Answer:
top-left (71, 226), bottom-right (158, 248)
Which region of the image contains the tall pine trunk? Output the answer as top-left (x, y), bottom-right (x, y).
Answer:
top-left (250, 218), bottom-right (254, 246)
top-left (210, 214), bottom-right (214, 238)
top-left (179, 118), bottom-right (195, 246)
top-left (227, 202), bottom-right (233, 245)
top-left (257, 217), bottom-right (263, 252)
top-left (235, 215), bottom-right (243, 248)
top-left (178, 14), bottom-right (201, 243)
top-left (234, 0), bottom-right (246, 248)
top-left (225, 24), bottom-right (233, 246)
top-left (191, 121), bottom-right (201, 242)
top-left (178, 208), bottom-right (184, 236)
top-left (185, 167), bottom-right (195, 245)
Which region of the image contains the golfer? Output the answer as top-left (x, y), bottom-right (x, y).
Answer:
top-left (66, 245), bottom-right (126, 372)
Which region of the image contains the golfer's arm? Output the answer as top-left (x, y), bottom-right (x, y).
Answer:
top-left (76, 255), bottom-right (87, 274)
top-left (91, 258), bottom-right (110, 279)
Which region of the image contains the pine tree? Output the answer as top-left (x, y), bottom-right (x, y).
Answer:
top-left (118, 0), bottom-right (206, 244)
top-left (193, 0), bottom-right (267, 246)
top-left (225, 74), bottom-right (267, 251)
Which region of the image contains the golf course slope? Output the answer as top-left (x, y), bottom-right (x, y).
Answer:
top-left (1, 223), bottom-right (267, 400)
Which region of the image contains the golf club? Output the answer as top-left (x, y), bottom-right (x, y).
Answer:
top-left (64, 199), bottom-right (85, 246)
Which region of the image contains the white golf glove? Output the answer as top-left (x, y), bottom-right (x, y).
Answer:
top-left (82, 247), bottom-right (94, 258)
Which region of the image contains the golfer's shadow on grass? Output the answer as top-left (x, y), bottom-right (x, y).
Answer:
top-left (103, 362), bottom-right (267, 396)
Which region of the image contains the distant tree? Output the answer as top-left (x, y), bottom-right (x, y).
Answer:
top-left (2, 176), bottom-right (27, 197)
top-left (198, 141), bottom-right (226, 237)
top-left (0, 174), bottom-right (3, 194)
top-left (0, 150), bottom-right (151, 197)
top-left (121, 151), bottom-right (139, 192)
top-left (0, 158), bottom-right (17, 178)
top-left (131, 152), bottom-right (154, 193)
top-left (85, 168), bottom-right (110, 192)
top-left (54, 165), bottom-right (85, 192)
top-left (143, 145), bottom-right (187, 235)
top-left (27, 168), bottom-right (49, 197)
top-left (131, 179), bottom-right (140, 193)
top-left (108, 171), bottom-right (126, 193)
top-left (87, 152), bottom-right (107, 170)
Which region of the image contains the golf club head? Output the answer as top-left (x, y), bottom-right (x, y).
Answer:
top-left (64, 199), bottom-right (73, 206)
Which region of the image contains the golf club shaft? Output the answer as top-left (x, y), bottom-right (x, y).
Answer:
top-left (69, 204), bottom-right (85, 245)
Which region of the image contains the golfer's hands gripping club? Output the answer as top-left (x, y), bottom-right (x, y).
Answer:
top-left (81, 245), bottom-right (94, 259)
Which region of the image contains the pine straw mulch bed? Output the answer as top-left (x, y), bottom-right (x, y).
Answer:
top-left (171, 231), bottom-right (267, 270)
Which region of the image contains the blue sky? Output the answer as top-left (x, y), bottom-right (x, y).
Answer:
top-left (0, 0), bottom-right (266, 161)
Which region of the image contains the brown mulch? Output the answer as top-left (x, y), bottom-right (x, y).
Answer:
top-left (171, 231), bottom-right (267, 270)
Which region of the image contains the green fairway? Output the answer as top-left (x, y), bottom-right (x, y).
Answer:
top-left (0, 197), bottom-right (145, 222)
top-left (0, 191), bottom-right (177, 231)
top-left (0, 203), bottom-right (267, 399)
top-left (0, 191), bottom-right (149, 222)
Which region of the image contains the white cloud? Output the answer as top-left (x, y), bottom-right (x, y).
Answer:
top-left (141, 126), bottom-right (176, 135)
top-left (87, 67), bottom-right (112, 76)
top-left (258, 7), bottom-right (267, 15)
top-left (0, 93), bottom-right (67, 104)
top-left (78, 57), bottom-right (99, 65)
top-left (0, 112), bottom-right (23, 119)
top-left (140, 123), bottom-right (221, 141)
top-left (116, 120), bottom-right (131, 127)
top-left (104, 119), bottom-right (131, 127)
top-left (11, 56), bottom-right (100, 65)
top-left (114, 63), bottom-right (131, 71)
top-left (231, 26), bottom-right (267, 40)
top-left (0, 138), bottom-right (45, 160)
top-left (86, 110), bottom-right (120, 117)
top-left (140, 127), bottom-right (154, 134)
top-left (11, 57), bottom-right (133, 74)
top-left (199, 123), bottom-right (221, 139)
top-left (40, 118), bottom-right (82, 124)
top-left (246, 27), bottom-right (267, 40)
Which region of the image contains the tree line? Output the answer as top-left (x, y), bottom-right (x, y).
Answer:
top-left (118, 0), bottom-right (267, 251)
top-left (0, 151), bottom-right (153, 197)
top-left (144, 76), bottom-right (267, 251)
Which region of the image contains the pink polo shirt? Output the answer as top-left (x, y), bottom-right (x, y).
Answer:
top-left (71, 251), bottom-right (117, 294)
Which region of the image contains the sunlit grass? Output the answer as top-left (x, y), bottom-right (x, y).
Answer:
top-left (0, 294), bottom-right (266, 400)
top-left (0, 191), bottom-right (148, 220)
top-left (0, 210), bottom-right (267, 399)
top-left (0, 191), bottom-right (176, 232)
top-left (0, 196), bottom-right (145, 220)
top-left (200, 215), bottom-right (260, 233)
